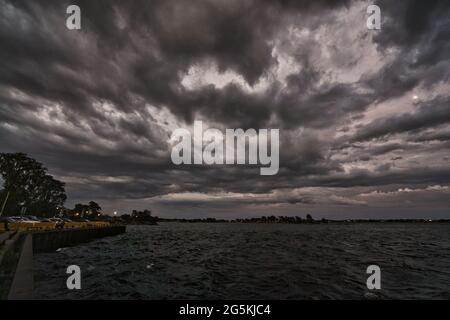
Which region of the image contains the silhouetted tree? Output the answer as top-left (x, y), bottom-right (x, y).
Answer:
top-left (67, 201), bottom-right (103, 219)
top-left (88, 201), bottom-right (102, 215)
top-left (132, 209), bottom-right (152, 220)
top-left (70, 203), bottom-right (86, 217)
top-left (0, 153), bottom-right (66, 216)
top-left (120, 214), bottom-right (131, 221)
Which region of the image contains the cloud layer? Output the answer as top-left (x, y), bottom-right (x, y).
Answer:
top-left (1, 0), bottom-right (449, 218)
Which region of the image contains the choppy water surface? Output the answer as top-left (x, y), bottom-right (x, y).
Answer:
top-left (34, 223), bottom-right (450, 299)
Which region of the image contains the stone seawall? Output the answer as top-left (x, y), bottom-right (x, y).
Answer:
top-left (32, 225), bottom-right (126, 253)
top-left (1, 225), bottom-right (126, 299)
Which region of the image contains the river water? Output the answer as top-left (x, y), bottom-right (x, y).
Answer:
top-left (33, 223), bottom-right (450, 299)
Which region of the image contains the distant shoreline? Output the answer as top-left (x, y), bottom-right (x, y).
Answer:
top-left (124, 218), bottom-right (450, 225)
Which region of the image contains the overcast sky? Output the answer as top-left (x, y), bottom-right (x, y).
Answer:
top-left (1, 0), bottom-right (449, 219)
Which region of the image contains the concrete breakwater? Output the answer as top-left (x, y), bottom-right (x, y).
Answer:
top-left (33, 225), bottom-right (126, 253)
top-left (0, 225), bottom-right (126, 299)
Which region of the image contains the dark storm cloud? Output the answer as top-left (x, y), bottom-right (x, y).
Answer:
top-left (413, 130), bottom-right (450, 143)
top-left (278, 83), bottom-right (374, 129)
top-left (353, 96), bottom-right (450, 141)
top-left (1, 0), bottom-right (450, 217)
top-left (374, 0), bottom-right (450, 47)
top-left (0, 0), bottom-right (356, 127)
top-left (362, 0), bottom-right (450, 103)
top-left (312, 166), bottom-right (450, 188)
top-left (333, 142), bottom-right (414, 165)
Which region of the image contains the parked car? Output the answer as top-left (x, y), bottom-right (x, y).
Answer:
top-left (24, 215), bottom-right (40, 221)
top-left (0, 217), bottom-right (16, 223)
top-left (10, 216), bottom-right (33, 223)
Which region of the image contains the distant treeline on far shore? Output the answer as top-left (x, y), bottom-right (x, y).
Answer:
top-left (153, 215), bottom-right (450, 224)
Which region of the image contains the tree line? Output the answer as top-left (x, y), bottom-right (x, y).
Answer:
top-left (0, 153), bottom-right (66, 217)
top-left (0, 153), bottom-right (155, 221)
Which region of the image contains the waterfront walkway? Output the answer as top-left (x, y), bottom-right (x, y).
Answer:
top-left (0, 224), bottom-right (126, 299)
